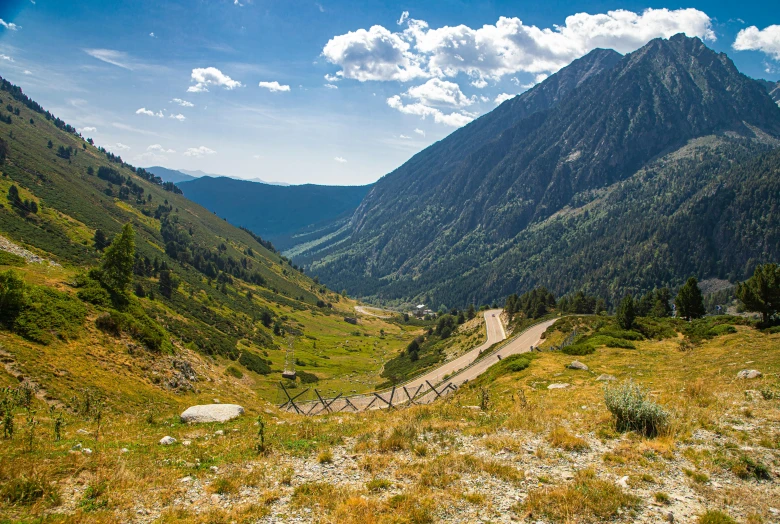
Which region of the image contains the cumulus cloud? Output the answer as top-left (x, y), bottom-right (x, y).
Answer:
top-left (322, 25), bottom-right (428, 81)
top-left (23, 70), bottom-right (32, 75)
top-left (386, 95), bottom-right (475, 127)
top-left (79, 126), bottom-right (97, 133)
top-left (399, 134), bottom-right (411, 139)
top-left (183, 146), bottom-right (216, 157)
top-left (171, 98), bottom-right (194, 107)
top-left (0, 19), bottom-right (19, 31)
top-left (188, 67), bottom-right (242, 93)
top-left (114, 143), bottom-right (131, 151)
top-left (334, 156), bottom-right (347, 163)
top-left (471, 78), bottom-right (488, 89)
top-left (404, 78), bottom-right (473, 107)
top-left (148, 144), bottom-right (176, 154)
top-left (0, 54), bottom-right (13, 62)
top-left (494, 93), bottom-right (515, 104)
top-left (324, 83), bottom-right (338, 89)
top-left (324, 73), bottom-right (340, 82)
top-left (258, 81), bottom-right (291, 92)
top-left (324, 8), bottom-right (715, 82)
top-left (169, 114), bottom-right (186, 121)
top-left (136, 107), bottom-right (164, 118)
top-left (414, 128), bottom-right (425, 136)
top-left (733, 25), bottom-right (780, 60)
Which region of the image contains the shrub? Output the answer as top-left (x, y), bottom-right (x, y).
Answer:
top-left (297, 370), bottom-right (319, 384)
top-left (548, 426), bottom-right (589, 451)
top-left (0, 251), bottom-right (25, 267)
top-left (698, 510), bottom-right (737, 524)
top-left (366, 478), bottom-right (392, 492)
top-left (562, 343), bottom-right (595, 356)
top-left (238, 351), bottom-right (272, 375)
top-left (95, 307), bottom-right (169, 352)
top-left (0, 269), bottom-right (26, 326)
top-left (0, 476), bottom-right (45, 505)
top-left (604, 382), bottom-right (669, 437)
top-left (76, 282), bottom-right (112, 307)
top-left (225, 366), bottom-right (243, 379)
top-left (731, 455), bottom-right (771, 480)
top-left (13, 286), bottom-right (86, 344)
top-left (95, 311), bottom-right (122, 336)
top-left (317, 449), bottom-right (333, 464)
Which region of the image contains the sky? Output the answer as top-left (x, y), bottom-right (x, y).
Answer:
top-left (0, 1), bottom-right (778, 186)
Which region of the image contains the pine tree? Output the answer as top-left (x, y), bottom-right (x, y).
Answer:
top-left (99, 223), bottom-right (135, 294)
top-left (616, 294), bottom-right (635, 330)
top-left (736, 263), bottom-right (780, 324)
top-left (675, 277), bottom-right (705, 320)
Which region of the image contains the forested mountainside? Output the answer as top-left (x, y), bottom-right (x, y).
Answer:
top-left (145, 166), bottom-right (198, 184)
top-left (299, 34), bottom-right (780, 308)
top-left (0, 75), bottom-right (411, 403)
top-left (177, 176), bottom-right (372, 251)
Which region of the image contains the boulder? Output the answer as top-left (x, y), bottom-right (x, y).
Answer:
top-left (737, 369), bottom-right (762, 379)
top-left (596, 374), bottom-right (617, 381)
top-left (159, 436), bottom-right (177, 445)
top-left (568, 361), bottom-right (589, 371)
top-left (548, 383), bottom-right (570, 390)
top-left (180, 404), bottom-right (244, 423)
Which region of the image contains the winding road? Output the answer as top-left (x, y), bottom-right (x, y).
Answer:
top-left (283, 310), bottom-right (556, 413)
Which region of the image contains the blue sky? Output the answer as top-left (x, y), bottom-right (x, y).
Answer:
top-left (0, 0), bottom-right (778, 185)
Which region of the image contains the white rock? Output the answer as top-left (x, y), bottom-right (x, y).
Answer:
top-left (548, 383), bottom-right (570, 390)
top-left (596, 374), bottom-right (616, 381)
top-left (568, 361), bottom-right (589, 371)
top-left (159, 436), bottom-right (177, 445)
top-left (617, 475), bottom-right (629, 488)
top-left (214, 430), bottom-right (225, 436)
top-left (737, 369), bottom-right (762, 379)
top-left (72, 443), bottom-right (82, 451)
top-left (82, 448), bottom-right (93, 455)
top-left (180, 404), bottom-right (244, 423)
top-left (182, 440), bottom-right (191, 446)
top-left (120, 448), bottom-right (129, 453)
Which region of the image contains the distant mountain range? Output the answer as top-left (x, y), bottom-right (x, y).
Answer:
top-left (294, 34), bottom-right (780, 307)
top-left (757, 79), bottom-right (780, 104)
top-left (177, 177), bottom-right (372, 250)
top-left (145, 166), bottom-right (290, 186)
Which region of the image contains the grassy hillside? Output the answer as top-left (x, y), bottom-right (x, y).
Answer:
top-left (1, 314), bottom-right (777, 522)
top-left (0, 76), bottom-right (419, 408)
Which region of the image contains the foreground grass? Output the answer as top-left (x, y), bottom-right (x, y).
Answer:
top-left (0, 318), bottom-right (778, 523)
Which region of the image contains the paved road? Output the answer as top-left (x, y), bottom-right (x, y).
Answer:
top-left (285, 309), bottom-right (551, 413)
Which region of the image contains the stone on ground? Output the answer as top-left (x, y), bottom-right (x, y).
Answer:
top-left (568, 360), bottom-right (589, 370)
top-left (737, 369), bottom-right (762, 379)
top-left (159, 436), bottom-right (177, 445)
top-left (596, 374), bottom-right (616, 381)
top-left (180, 404), bottom-right (244, 423)
top-left (548, 383), bottom-right (570, 389)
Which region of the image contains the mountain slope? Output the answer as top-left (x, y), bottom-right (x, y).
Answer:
top-left (757, 78), bottom-right (780, 104)
top-left (303, 34), bottom-right (780, 306)
top-left (0, 76), bottom-right (413, 406)
top-left (177, 176), bottom-right (372, 249)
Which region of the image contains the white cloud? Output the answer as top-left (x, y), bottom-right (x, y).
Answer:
top-left (114, 143), bottom-right (131, 151)
top-left (169, 114), bottom-right (186, 121)
top-left (324, 8), bottom-right (714, 83)
top-left (258, 81), bottom-right (291, 92)
top-left (404, 78), bottom-right (473, 107)
top-left (733, 25), bottom-right (780, 60)
top-left (494, 93), bottom-right (515, 104)
top-left (399, 134), bottom-right (411, 139)
top-left (149, 32), bottom-right (156, 38)
top-left (386, 95), bottom-right (475, 127)
top-left (0, 19), bottom-right (19, 31)
top-left (136, 107), bottom-right (164, 118)
top-left (79, 126), bottom-right (97, 133)
top-left (183, 146), bottom-right (216, 157)
top-left (316, 2), bottom-right (325, 12)
top-left (414, 128), bottom-right (425, 136)
top-left (171, 98), bottom-right (194, 107)
top-left (0, 54), bottom-right (13, 62)
top-left (188, 67), bottom-right (242, 93)
top-left (23, 70), bottom-right (32, 75)
top-left (322, 25), bottom-right (428, 81)
top-left (84, 49), bottom-right (133, 70)
top-left (324, 73), bottom-right (340, 82)
top-left (324, 83), bottom-right (338, 89)
top-left (148, 144), bottom-right (176, 154)
top-left (397, 11), bottom-right (409, 26)
top-left (470, 78), bottom-right (488, 89)
top-left (334, 156), bottom-right (347, 163)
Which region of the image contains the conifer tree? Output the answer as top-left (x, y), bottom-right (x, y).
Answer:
top-left (736, 263), bottom-right (780, 324)
top-left (675, 277), bottom-right (705, 320)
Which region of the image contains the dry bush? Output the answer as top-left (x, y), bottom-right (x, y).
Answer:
top-left (548, 426), bottom-right (589, 452)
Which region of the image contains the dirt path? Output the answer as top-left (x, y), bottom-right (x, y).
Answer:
top-left (353, 305), bottom-right (393, 319)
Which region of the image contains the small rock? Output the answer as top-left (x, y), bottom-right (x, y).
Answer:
top-left (210, 494), bottom-right (220, 504)
top-left (666, 512), bottom-right (675, 523)
top-left (596, 374), bottom-right (616, 381)
top-left (120, 448), bottom-right (129, 453)
top-left (548, 383), bottom-right (570, 390)
top-left (210, 466), bottom-right (219, 473)
top-left (568, 361), bottom-right (588, 371)
top-left (737, 369), bottom-right (762, 379)
top-left (82, 448), bottom-right (93, 455)
top-left (617, 476), bottom-right (629, 488)
top-left (214, 430), bottom-right (224, 436)
top-left (180, 476), bottom-right (192, 483)
top-left (182, 440), bottom-right (192, 446)
top-left (76, 428), bottom-right (89, 435)
top-left (159, 436), bottom-right (177, 445)
top-left (72, 443), bottom-right (82, 451)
